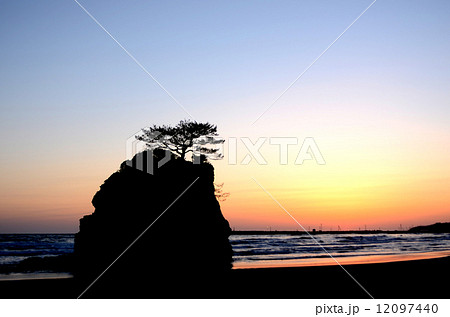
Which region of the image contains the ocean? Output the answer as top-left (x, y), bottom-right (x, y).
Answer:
top-left (0, 234), bottom-right (74, 266)
top-left (0, 233), bottom-right (449, 277)
top-left (230, 233), bottom-right (450, 267)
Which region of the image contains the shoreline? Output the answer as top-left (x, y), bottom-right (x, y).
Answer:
top-left (0, 254), bottom-right (448, 298)
top-left (233, 250), bottom-right (450, 269)
top-left (0, 250), bottom-right (448, 281)
top-left (229, 255), bottom-right (450, 299)
top-left (0, 272), bottom-right (73, 281)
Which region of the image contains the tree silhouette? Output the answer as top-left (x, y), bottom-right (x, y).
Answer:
top-left (136, 120), bottom-right (224, 161)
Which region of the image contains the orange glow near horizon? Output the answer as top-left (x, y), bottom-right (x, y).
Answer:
top-left (1, 122), bottom-right (449, 233)
top-left (213, 125), bottom-right (450, 231)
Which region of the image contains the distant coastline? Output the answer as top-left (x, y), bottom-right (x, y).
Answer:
top-left (231, 230), bottom-right (410, 235)
top-left (231, 222), bottom-right (450, 235)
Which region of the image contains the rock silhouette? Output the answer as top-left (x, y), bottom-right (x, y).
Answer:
top-left (74, 150), bottom-right (233, 297)
top-left (408, 222), bottom-right (450, 233)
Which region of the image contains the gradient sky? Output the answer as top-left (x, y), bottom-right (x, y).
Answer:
top-left (1, 0), bottom-right (449, 232)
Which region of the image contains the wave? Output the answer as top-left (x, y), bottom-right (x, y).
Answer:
top-left (0, 234), bottom-right (74, 265)
top-left (1, 233), bottom-right (450, 268)
top-left (230, 233), bottom-right (450, 264)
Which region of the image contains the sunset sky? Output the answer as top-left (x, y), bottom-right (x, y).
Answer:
top-left (1, 0), bottom-right (449, 232)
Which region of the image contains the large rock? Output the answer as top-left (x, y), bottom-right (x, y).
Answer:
top-left (74, 151), bottom-right (233, 297)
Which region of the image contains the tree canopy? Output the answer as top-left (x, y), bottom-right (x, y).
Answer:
top-left (136, 120), bottom-right (224, 161)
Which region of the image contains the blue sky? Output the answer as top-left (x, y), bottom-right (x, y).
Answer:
top-left (1, 0), bottom-right (450, 232)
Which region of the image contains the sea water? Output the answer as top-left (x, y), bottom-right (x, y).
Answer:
top-left (0, 234), bottom-right (75, 280)
top-left (230, 233), bottom-right (450, 266)
top-left (0, 233), bottom-right (449, 275)
top-left (0, 234), bottom-right (74, 265)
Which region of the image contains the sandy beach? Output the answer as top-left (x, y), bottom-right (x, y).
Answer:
top-left (0, 254), bottom-right (448, 299)
top-left (230, 255), bottom-right (450, 299)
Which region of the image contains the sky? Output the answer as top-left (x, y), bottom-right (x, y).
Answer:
top-left (1, 0), bottom-right (449, 232)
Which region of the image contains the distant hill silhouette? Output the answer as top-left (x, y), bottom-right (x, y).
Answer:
top-left (74, 150), bottom-right (233, 297)
top-left (408, 222), bottom-right (450, 233)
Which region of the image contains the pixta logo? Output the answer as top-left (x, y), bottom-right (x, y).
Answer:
top-left (126, 132), bottom-right (325, 175)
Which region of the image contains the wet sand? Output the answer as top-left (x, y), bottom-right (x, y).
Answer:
top-left (0, 255), bottom-right (449, 299)
top-left (230, 255), bottom-right (450, 299)
top-left (233, 250), bottom-right (450, 269)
